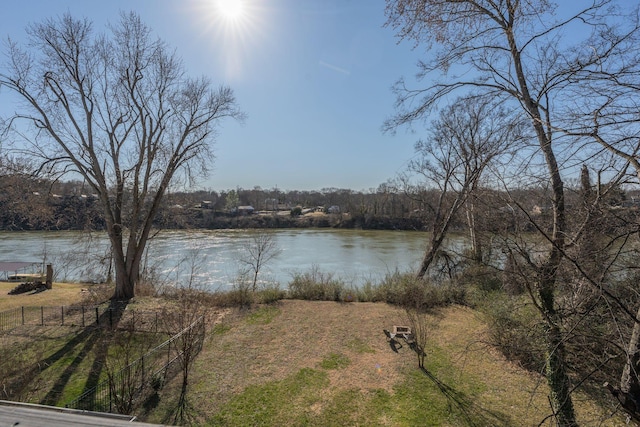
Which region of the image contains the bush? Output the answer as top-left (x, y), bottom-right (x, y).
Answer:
top-left (287, 266), bottom-right (345, 301)
top-left (210, 278), bottom-right (254, 308)
top-left (354, 281), bottom-right (380, 302)
top-left (374, 271), bottom-right (467, 309)
top-left (456, 264), bottom-right (503, 308)
top-left (256, 283), bottom-right (286, 304)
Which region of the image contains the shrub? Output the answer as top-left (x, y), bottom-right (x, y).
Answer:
top-left (80, 283), bottom-right (113, 305)
top-left (135, 279), bottom-right (158, 298)
top-left (255, 283), bottom-right (286, 304)
top-left (211, 278), bottom-right (254, 308)
top-left (354, 281), bottom-right (379, 302)
top-left (287, 266), bottom-right (345, 301)
top-left (374, 271), bottom-right (467, 309)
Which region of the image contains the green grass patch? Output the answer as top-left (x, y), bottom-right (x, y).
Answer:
top-left (211, 323), bottom-right (231, 335)
top-left (318, 352), bottom-right (351, 370)
top-left (208, 368), bottom-right (400, 427)
top-left (346, 337), bottom-right (375, 354)
top-left (245, 305), bottom-right (280, 325)
top-left (207, 368), bottom-right (328, 426)
top-left (206, 362), bottom-right (500, 427)
top-left (0, 326), bottom-right (171, 408)
top-left (385, 344), bottom-right (511, 427)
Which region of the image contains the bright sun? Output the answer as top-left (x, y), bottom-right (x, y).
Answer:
top-left (192, 0), bottom-right (267, 80)
top-left (216, 0), bottom-right (246, 22)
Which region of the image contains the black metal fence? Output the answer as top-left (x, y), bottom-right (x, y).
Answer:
top-left (0, 304), bottom-right (163, 333)
top-left (64, 315), bottom-right (206, 414)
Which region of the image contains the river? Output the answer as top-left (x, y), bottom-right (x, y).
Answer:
top-left (0, 229), bottom-right (432, 289)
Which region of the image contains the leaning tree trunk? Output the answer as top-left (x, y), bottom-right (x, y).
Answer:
top-left (619, 168), bottom-right (640, 410)
top-left (416, 234), bottom-right (446, 279)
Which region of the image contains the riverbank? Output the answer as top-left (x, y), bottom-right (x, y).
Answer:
top-left (199, 211), bottom-right (428, 231)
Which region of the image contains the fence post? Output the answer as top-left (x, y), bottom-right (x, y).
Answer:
top-left (82, 306), bottom-right (85, 327)
top-left (21, 306), bottom-right (24, 325)
top-left (41, 306), bottom-right (44, 326)
top-left (167, 337), bottom-right (171, 366)
top-left (61, 306), bottom-right (64, 325)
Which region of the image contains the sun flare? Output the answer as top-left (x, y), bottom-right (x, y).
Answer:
top-left (216, 0), bottom-right (246, 22)
top-left (191, 0), bottom-right (269, 80)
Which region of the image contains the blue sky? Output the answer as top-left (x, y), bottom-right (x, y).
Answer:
top-left (0, 0), bottom-right (425, 192)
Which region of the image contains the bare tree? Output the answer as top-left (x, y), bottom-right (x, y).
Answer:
top-left (0, 12), bottom-right (244, 300)
top-left (239, 232), bottom-right (282, 292)
top-left (403, 96), bottom-right (519, 279)
top-left (552, 12), bottom-right (640, 409)
top-left (383, 1), bottom-right (640, 424)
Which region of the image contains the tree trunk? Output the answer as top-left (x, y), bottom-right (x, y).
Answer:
top-left (538, 266), bottom-right (577, 426)
top-left (544, 322), bottom-right (577, 426)
top-left (108, 229), bottom-right (139, 301)
top-left (465, 197), bottom-right (482, 263)
top-left (113, 257), bottom-right (135, 300)
top-left (621, 308), bottom-right (640, 399)
top-left (505, 22), bottom-right (576, 424)
top-left (417, 234), bottom-right (446, 279)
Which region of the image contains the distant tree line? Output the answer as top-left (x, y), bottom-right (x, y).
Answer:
top-left (1, 157), bottom-right (637, 233)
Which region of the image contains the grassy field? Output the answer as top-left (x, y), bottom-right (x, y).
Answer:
top-left (0, 287), bottom-right (627, 426)
top-left (145, 301), bottom-right (625, 426)
top-left (0, 281), bottom-right (87, 311)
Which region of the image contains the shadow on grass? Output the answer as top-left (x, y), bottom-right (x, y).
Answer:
top-left (39, 300), bottom-right (128, 406)
top-left (160, 396), bottom-right (205, 427)
top-left (0, 300), bottom-right (129, 406)
top-left (418, 366), bottom-right (514, 427)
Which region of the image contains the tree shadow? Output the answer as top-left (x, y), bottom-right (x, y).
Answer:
top-left (29, 300), bottom-right (128, 406)
top-left (161, 395), bottom-right (206, 427)
top-left (417, 366), bottom-right (514, 427)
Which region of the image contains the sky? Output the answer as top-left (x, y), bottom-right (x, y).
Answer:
top-left (0, 0), bottom-right (426, 192)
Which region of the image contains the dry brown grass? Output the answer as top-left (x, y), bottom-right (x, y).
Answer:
top-left (0, 281), bottom-right (87, 311)
top-left (0, 286), bottom-right (624, 425)
top-left (153, 300), bottom-right (625, 426)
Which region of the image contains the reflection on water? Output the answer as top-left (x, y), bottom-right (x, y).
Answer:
top-left (0, 229), bottom-right (430, 289)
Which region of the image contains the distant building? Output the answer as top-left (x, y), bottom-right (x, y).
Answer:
top-left (237, 205), bottom-right (255, 215)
